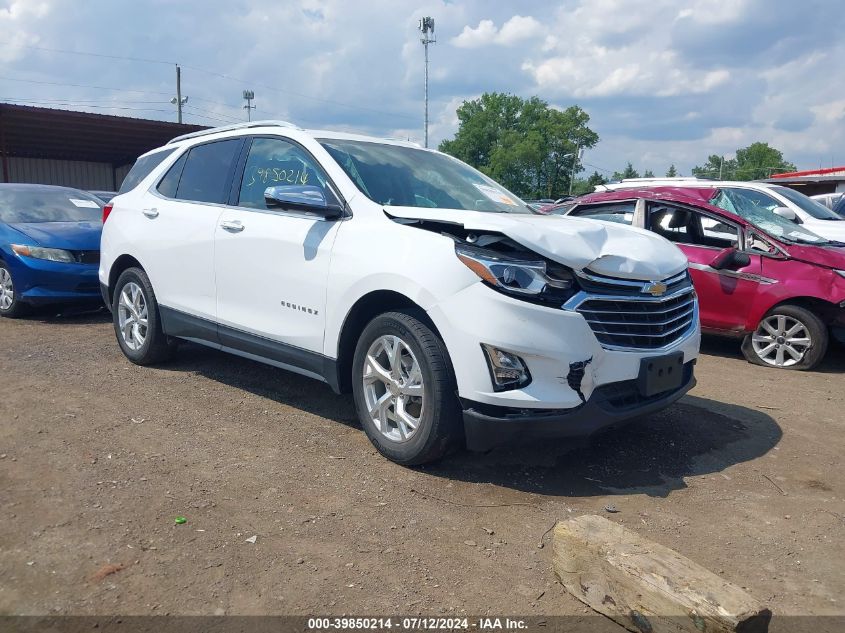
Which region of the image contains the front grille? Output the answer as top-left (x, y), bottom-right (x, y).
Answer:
top-left (571, 272), bottom-right (696, 350)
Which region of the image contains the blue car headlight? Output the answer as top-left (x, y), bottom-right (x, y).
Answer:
top-left (11, 244), bottom-right (75, 263)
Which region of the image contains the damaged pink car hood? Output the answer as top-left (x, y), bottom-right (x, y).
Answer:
top-left (387, 207), bottom-right (688, 281)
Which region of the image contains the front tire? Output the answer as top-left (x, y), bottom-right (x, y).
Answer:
top-left (352, 310), bottom-right (462, 465)
top-left (0, 264), bottom-right (30, 318)
top-left (112, 267), bottom-right (176, 365)
top-left (741, 304), bottom-right (828, 370)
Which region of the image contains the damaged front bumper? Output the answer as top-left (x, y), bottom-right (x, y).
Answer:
top-left (462, 361), bottom-right (696, 451)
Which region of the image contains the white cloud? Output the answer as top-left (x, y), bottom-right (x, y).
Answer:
top-left (0, 1), bottom-right (51, 63)
top-left (0, 0), bottom-right (843, 175)
top-left (452, 15), bottom-right (543, 48)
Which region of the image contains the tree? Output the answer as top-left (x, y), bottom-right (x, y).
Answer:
top-left (611, 162), bottom-right (639, 181)
top-left (643, 169), bottom-right (655, 178)
top-left (571, 170), bottom-right (608, 195)
top-left (692, 142), bottom-right (796, 181)
top-left (438, 93), bottom-right (599, 199)
top-left (666, 164), bottom-right (678, 177)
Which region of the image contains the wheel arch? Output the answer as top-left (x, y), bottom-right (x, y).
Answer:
top-left (106, 254), bottom-right (145, 306)
top-left (750, 295), bottom-right (840, 330)
top-left (331, 289), bottom-right (442, 394)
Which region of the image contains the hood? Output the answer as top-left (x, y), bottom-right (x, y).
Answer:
top-left (7, 221), bottom-right (102, 251)
top-left (387, 207), bottom-right (688, 280)
top-left (800, 217), bottom-right (845, 242)
top-left (785, 242), bottom-right (845, 270)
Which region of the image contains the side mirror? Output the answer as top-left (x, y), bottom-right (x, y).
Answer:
top-left (710, 247), bottom-right (751, 271)
top-left (264, 185), bottom-right (344, 219)
top-left (772, 206), bottom-right (800, 223)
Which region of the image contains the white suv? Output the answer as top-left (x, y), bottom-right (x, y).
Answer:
top-left (597, 178), bottom-right (845, 241)
top-left (100, 121), bottom-right (700, 465)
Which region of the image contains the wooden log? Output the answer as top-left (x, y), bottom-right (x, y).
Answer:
top-left (553, 515), bottom-right (771, 633)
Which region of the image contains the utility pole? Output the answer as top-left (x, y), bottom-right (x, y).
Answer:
top-left (171, 64), bottom-right (188, 123)
top-left (243, 90), bottom-right (256, 121)
top-left (419, 17), bottom-right (436, 148)
top-left (718, 155), bottom-right (724, 180)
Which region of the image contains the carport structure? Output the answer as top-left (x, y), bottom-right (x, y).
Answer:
top-left (0, 103), bottom-right (206, 191)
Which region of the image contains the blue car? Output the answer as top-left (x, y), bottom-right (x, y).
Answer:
top-left (0, 184), bottom-right (104, 317)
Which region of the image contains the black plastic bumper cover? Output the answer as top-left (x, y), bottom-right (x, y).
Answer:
top-left (462, 361), bottom-right (696, 451)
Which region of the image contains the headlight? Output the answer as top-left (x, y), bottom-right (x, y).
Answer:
top-left (455, 243), bottom-right (574, 300)
top-left (11, 244), bottom-right (75, 263)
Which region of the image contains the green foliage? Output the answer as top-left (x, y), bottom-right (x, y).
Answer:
top-left (666, 164), bottom-right (678, 177)
top-left (572, 170), bottom-right (608, 196)
top-left (438, 92), bottom-right (599, 199)
top-left (643, 169), bottom-right (655, 178)
top-left (691, 142), bottom-right (796, 181)
top-left (611, 162), bottom-right (639, 181)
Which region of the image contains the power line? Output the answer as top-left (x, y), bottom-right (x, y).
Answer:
top-left (0, 75), bottom-right (249, 114)
top-left (181, 64), bottom-right (419, 122)
top-left (1, 96), bottom-right (173, 106)
top-left (182, 104), bottom-right (242, 124)
top-left (0, 75), bottom-right (172, 96)
top-left (582, 161), bottom-right (614, 175)
top-left (18, 44), bottom-right (175, 66)
top-left (0, 98), bottom-right (175, 115)
top-left (13, 44), bottom-right (418, 123)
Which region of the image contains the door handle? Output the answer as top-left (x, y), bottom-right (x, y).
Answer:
top-left (142, 208), bottom-right (159, 219)
top-left (220, 220), bottom-right (244, 233)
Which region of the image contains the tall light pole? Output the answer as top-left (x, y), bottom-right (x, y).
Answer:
top-left (419, 16), bottom-right (436, 148)
top-left (243, 90), bottom-right (256, 121)
top-left (568, 147), bottom-right (584, 196)
top-left (171, 64), bottom-right (188, 123)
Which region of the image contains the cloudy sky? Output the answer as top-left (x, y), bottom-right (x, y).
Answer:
top-left (2, 0), bottom-right (844, 177)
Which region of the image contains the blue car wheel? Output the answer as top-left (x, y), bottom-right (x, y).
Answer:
top-left (0, 263), bottom-right (30, 318)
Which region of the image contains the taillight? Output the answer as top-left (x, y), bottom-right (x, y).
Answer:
top-left (102, 203), bottom-right (113, 223)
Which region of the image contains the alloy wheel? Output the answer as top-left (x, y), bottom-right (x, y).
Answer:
top-left (362, 334), bottom-right (426, 442)
top-left (0, 268), bottom-right (13, 310)
top-left (117, 282), bottom-right (149, 351)
top-left (751, 314), bottom-right (812, 367)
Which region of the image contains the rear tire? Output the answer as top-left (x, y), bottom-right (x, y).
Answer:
top-left (741, 304), bottom-right (827, 370)
top-left (112, 267), bottom-right (176, 365)
top-left (352, 309), bottom-right (462, 465)
top-left (0, 264), bottom-right (30, 318)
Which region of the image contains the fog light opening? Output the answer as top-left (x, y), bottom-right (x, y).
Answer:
top-left (481, 344), bottom-right (532, 392)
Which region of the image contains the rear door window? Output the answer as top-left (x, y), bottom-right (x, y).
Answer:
top-left (647, 203), bottom-right (739, 249)
top-left (173, 139), bottom-right (242, 204)
top-left (118, 147), bottom-right (177, 194)
top-left (568, 201), bottom-right (635, 224)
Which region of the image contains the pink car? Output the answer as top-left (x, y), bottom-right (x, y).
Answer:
top-left (557, 187), bottom-right (845, 370)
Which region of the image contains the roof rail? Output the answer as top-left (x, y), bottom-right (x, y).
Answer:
top-left (619, 177), bottom-right (702, 183)
top-left (167, 120), bottom-right (301, 144)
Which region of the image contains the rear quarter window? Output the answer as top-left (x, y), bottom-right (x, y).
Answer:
top-left (118, 147), bottom-right (177, 194)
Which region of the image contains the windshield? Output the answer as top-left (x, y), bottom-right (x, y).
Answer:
top-left (770, 185), bottom-right (843, 220)
top-left (0, 186), bottom-right (103, 223)
top-left (710, 190), bottom-right (828, 245)
top-left (319, 139), bottom-right (533, 214)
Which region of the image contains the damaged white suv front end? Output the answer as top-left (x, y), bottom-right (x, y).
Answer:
top-left (382, 206), bottom-right (700, 451)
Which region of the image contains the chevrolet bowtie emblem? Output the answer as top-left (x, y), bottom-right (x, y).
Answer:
top-left (642, 281), bottom-right (668, 296)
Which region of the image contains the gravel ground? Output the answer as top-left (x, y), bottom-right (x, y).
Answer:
top-left (0, 308), bottom-right (843, 623)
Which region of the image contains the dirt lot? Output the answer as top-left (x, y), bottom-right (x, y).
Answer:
top-left (1, 308), bottom-right (843, 622)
